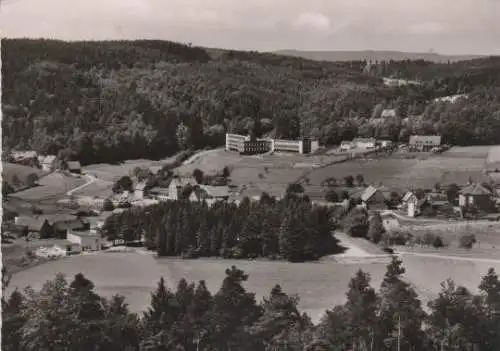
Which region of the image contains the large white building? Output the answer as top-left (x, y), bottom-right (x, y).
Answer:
top-left (225, 133), bottom-right (318, 155)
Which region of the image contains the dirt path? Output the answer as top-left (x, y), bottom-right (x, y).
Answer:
top-left (66, 174), bottom-right (97, 196)
top-left (398, 251), bottom-right (500, 264)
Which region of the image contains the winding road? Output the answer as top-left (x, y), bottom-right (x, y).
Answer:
top-left (66, 174), bottom-right (98, 196)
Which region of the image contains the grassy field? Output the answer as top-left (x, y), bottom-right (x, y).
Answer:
top-left (6, 252), bottom-right (499, 322)
top-left (175, 149), bottom-right (344, 198)
top-left (2, 163), bottom-right (47, 190)
top-left (305, 146), bottom-right (492, 196)
top-left (70, 179), bottom-right (114, 198)
top-left (83, 155), bottom-right (179, 182)
top-left (10, 172), bottom-right (85, 201)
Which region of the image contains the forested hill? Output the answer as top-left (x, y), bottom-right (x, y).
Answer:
top-left (2, 39), bottom-right (500, 166)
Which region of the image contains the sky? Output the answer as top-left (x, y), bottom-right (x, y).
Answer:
top-left (1, 0), bottom-right (500, 55)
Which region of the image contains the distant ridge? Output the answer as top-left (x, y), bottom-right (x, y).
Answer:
top-left (273, 50), bottom-right (486, 63)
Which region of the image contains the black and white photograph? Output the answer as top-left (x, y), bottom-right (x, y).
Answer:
top-left (1, 0), bottom-right (500, 349)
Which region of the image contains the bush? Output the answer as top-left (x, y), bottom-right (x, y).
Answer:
top-left (432, 235), bottom-right (445, 248)
top-left (325, 190), bottom-right (339, 203)
top-left (102, 198), bottom-right (115, 211)
top-left (459, 234), bottom-right (476, 249)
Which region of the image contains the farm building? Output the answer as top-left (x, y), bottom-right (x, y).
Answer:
top-left (340, 141), bottom-right (355, 151)
top-left (13, 217), bottom-right (50, 234)
top-left (352, 138), bottom-right (376, 149)
top-left (134, 181), bottom-right (147, 200)
top-left (400, 191), bottom-right (419, 213)
top-left (13, 214), bottom-right (88, 239)
top-left (168, 176), bottom-right (197, 200)
top-left (149, 187), bottom-right (170, 201)
top-left (380, 109), bottom-right (398, 119)
top-left (67, 229), bottom-right (103, 251)
top-left (485, 146), bottom-right (500, 173)
top-left (38, 155), bottom-right (57, 171)
top-left (361, 186), bottom-right (386, 209)
top-left (408, 135), bottom-right (442, 152)
top-left (459, 183), bottom-right (493, 212)
top-left (67, 161), bottom-right (82, 174)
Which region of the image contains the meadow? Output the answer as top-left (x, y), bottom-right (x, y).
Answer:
top-left (2, 162), bottom-right (47, 190)
top-left (305, 146), bottom-right (493, 196)
top-left (7, 252), bottom-right (499, 322)
top-left (11, 172), bottom-right (85, 202)
top-left (176, 149), bottom-right (344, 198)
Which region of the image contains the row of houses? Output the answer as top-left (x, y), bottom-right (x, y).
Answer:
top-left (340, 135), bottom-right (442, 153)
top-left (225, 133), bottom-right (319, 155)
top-left (133, 176), bottom-right (233, 206)
top-left (360, 181), bottom-right (497, 217)
top-left (10, 150), bottom-right (82, 173)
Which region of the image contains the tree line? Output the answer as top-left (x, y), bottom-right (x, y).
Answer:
top-left (3, 258), bottom-right (500, 350)
top-left (102, 194), bottom-right (340, 262)
top-left (3, 39), bottom-right (500, 166)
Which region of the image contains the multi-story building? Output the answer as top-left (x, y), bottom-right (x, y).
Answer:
top-left (225, 133), bottom-right (318, 155)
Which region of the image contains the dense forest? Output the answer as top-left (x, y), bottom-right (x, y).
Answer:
top-left (2, 39), bottom-right (500, 165)
top-left (102, 192), bottom-right (341, 262)
top-left (3, 258), bottom-right (500, 350)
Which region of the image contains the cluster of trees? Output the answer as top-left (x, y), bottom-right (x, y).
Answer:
top-left (3, 39), bottom-right (500, 166)
top-left (102, 194), bottom-right (340, 262)
top-left (4, 258), bottom-right (500, 350)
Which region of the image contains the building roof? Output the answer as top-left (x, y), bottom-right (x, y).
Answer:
top-left (15, 216), bottom-right (47, 231)
top-left (381, 109), bottom-right (397, 118)
top-left (149, 187), bottom-right (170, 195)
top-left (135, 181), bottom-right (147, 191)
top-left (402, 191), bottom-right (416, 202)
top-left (200, 185), bottom-right (231, 198)
top-left (171, 177), bottom-right (196, 188)
top-left (40, 155), bottom-right (57, 164)
top-left (67, 161), bottom-right (81, 169)
top-left (460, 183), bottom-right (493, 196)
top-left (361, 186), bottom-right (379, 202)
top-left (409, 135), bottom-right (442, 146)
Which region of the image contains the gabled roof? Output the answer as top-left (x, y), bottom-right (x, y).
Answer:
top-left (460, 183), bottom-right (492, 196)
top-left (381, 109), bottom-right (397, 118)
top-left (15, 216), bottom-right (46, 231)
top-left (149, 187), bottom-right (170, 195)
top-left (200, 185), bottom-right (230, 198)
top-left (409, 135), bottom-right (442, 145)
top-left (402, 191), bottom-right (416, 202)
top-left (361, 186), bottom-right (378, 202)
top-left (67, 161), bottom-right (81, 169)
top-left (135, 181), bottom-right (147, 191)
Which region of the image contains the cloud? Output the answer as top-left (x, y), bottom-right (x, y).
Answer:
top-left (292, 13), bottom-right (331, 32)
top-left (0, 0), bottom-right (499, 54)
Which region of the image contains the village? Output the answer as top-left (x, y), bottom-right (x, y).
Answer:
top-left (3, 128), bottom-right (500, 264)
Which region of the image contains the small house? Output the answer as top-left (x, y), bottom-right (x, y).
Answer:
top-left (380, 109), bottom-right (398, 119)
top-left (459, 183), bottom-right (493, 212)
top-left (148, 187), bottom-right (170, 201)
top-left (353, 138), bottom-right (376, 150)
top-left (409, 135), bottom-right (442, 152)
top-left (67, 229), bottom-right (103, 251)
top-left (38, 155), bottom-right (57, 172)
top-left (361, 186), bottom-right (386, 209)
top-left (134, 181), bottom-right (147, 200)
top-left (340, 141), bottom-right (354, 152)
top-left (67, 161), bottom-right (82, 174)
top-left (168, 176), bottom-right (197, 200)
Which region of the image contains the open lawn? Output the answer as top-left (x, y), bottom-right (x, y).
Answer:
top-left (176, 149), bottom-right (344, 198)
top-left (2, 163), bottom-right (47, 190)
top-left (83, 155), bottom-right (179, 182)
top-left (6, 252), bottom-right (499, 322)
top-left (305, 147), bottom-right (491, 197)
top-left (70, 178), bottom-right (114, 198)
top-left (11, 172), bottom-right (85, 201)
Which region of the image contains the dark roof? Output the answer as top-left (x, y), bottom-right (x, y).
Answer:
top-left (460, 183), bottom-right (492, 196)
top-left (67, 161), bottom-right (81, 169)
top-left (409, 135), bottom-right (442, 146)
top-left (361, 186), bottom-right (378, 202)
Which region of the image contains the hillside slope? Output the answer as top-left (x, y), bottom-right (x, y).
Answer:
top-left (2, 39), bottom-right (500, 166)
top-left (274, 50), bottom-right (486, 63)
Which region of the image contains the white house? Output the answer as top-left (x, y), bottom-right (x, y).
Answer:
top-left (67, 229), bottom-right (103, 251)
top-left (353, 138), bottom-right (376, 149)
top-left (148, 187), bottom-right (170, 201)
top-left (134, 181), bottom-right (147, 200)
